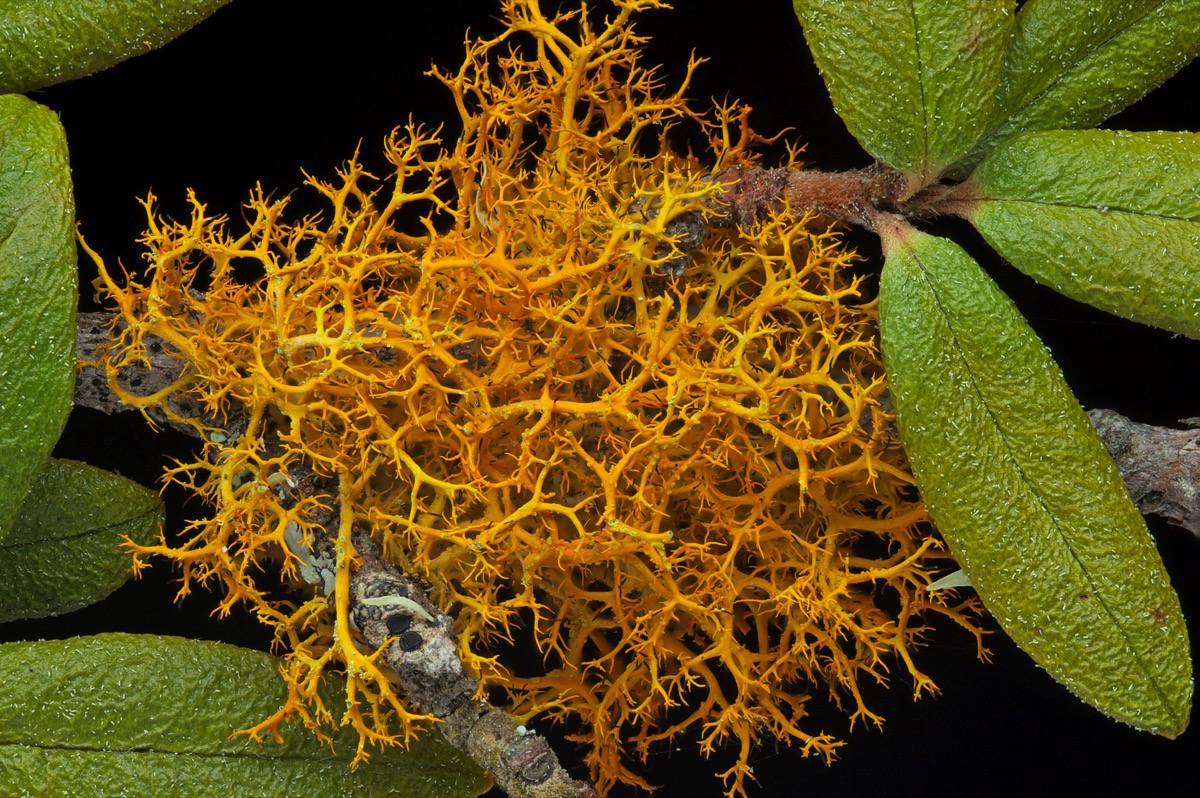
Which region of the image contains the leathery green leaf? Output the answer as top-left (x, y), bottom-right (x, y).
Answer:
top-left (0, 0), bottom-right (232, 94)
top-left (878, 228), bottom-right (1192, 736)
top-left (0, 634), bottom-right (491, 798)
top-left (0, 459), bottom-right (162, 622)
top-left (0, 95), bottom-right (75, 541)
top-left (965, 130), bottom-right (1200, 338)
top-left (952, 0), bottom-right (1200, 175)
top-left (793, 0), bottom-right (1013, 187)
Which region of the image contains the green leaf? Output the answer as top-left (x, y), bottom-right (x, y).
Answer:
top-left (0, 634), bottom-right (491, 797)
top-left (877, 227), bottom-right (1192, 737)
top-left (0, 95), bottom-right (75, 541)
top-left (965, 129), bottom-right (1200, 338)
top-left (0, 0), bottom-right (233, 94)
top-left (793, 0), bottom-right (1014, 186)
top-left (0, 458), bottom-right (162, 622)
top-left (952, 0), bottom-right (1200, 176)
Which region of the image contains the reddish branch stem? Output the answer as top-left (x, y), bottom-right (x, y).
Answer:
top-left (712, 163), bottom-right (909, 230)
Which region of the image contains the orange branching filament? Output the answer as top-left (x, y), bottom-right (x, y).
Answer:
top-left (89, 1), bottom-right (984, 795)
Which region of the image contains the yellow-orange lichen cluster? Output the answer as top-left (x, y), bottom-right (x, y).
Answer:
top-left (90, 1), bottom-right (983, 795)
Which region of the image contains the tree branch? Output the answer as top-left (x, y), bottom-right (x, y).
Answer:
top-left (1089, 409), bottom-right (1200, 536)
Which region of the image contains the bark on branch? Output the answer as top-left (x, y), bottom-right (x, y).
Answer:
top-left (1089, 409), bottom-right (1200, 536)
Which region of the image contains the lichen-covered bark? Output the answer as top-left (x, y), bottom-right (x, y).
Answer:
top-left (76, 309), bottom-right (593, 797)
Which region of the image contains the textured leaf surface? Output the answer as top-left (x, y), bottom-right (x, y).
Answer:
top-left (878, 229), bottom-right (1192, 736)
top-left (0, 459), bottom-right (162, 622)
top-left (0, 0), bottom-right (232, 94)
top-left (0, 634), bottom-right (490, 797)
top-left (793, 0), bottom-right (1013, 186)
top-left (967, 130), bottom-right (1200, 338)
top-left (952, 0), bottom-right (1200, 175)
top-left (0, 95), bottom-right (75, 541)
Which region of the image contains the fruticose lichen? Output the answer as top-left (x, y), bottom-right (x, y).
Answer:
top-left (88, 1), bottom-right (984, 795)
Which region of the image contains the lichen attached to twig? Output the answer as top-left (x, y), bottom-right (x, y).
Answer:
top-left (81, 2), bottom-right (985, 796)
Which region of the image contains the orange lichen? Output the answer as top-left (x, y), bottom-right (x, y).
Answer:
top-left (88, 1), bottom-right (984, 795)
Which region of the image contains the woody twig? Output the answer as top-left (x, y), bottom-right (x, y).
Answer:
top-left (1089, 409), bottom-right (1200, 536)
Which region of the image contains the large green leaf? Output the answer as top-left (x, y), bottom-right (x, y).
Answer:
top-left (964, 130), bottom-right (1200, 338)
top-left (0, 458), bottom-right (162, 622)
top-left (793, 0), bottom-right (1013, 187)
top-left (877, 227), bottom-right (1192, 736)
top-left (952, 0), bottom-right (1200, 176)
top-left (0, 95), bottom-right (75, 541)
top-left (0, 634), bottom-right (491, 797)
top-left (0, 0), bottom-right (233, 94)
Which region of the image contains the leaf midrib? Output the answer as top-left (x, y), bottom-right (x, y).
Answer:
top-left (0, 739), bottom-right (462, 773)
top-left (978, 195), bottom-right (1199, 223)
top-left (0, 505), bottom-right (159, 551)
top-left (906, 0), bottom-right (932, 182)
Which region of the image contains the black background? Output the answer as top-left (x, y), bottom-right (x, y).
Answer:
top-left (7, 1), bottom-right (1200, 796)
